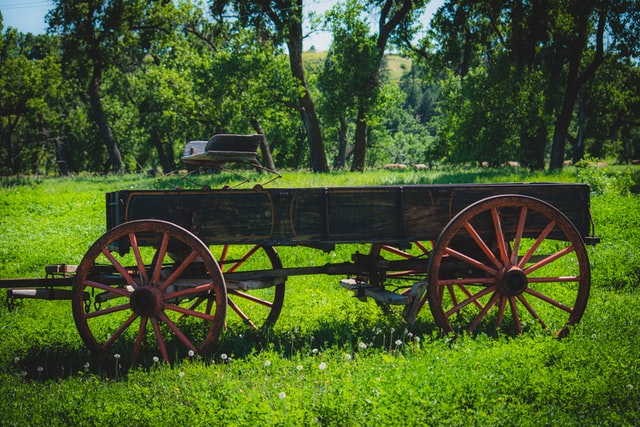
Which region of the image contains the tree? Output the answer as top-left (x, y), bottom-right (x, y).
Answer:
top-left (322, 0), bottom-right (423, 171)
top-left (417, 0), bottom-right (640, 170)
top-left (47, 0), bottom-right (159, 173)
top-left (0, 27), bottom-right (66, 174)
top-left (211, 0), bottom-right (329, 172)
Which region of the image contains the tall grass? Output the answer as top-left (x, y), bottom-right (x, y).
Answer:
top-left (1, 168), bottom-right (639, 426)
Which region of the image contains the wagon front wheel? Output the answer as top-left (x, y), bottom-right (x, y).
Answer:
top-left (428, 195), bottom-right (590, 337)
top-left (72, 219), bottom-right (227, 365)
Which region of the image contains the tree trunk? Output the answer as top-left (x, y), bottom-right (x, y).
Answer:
top-left (351, 106), bottom-right (367, 171)
top-left (251, 118), bottom-right (277, 172)
top-left (88, 65), bottom-right (124, 173)
top-left (152, 126), bottom-right (173, 174)
top-left (286, 24), bottom-right (329, 173)
top-left (549, 3), bottom-right (605, 170)
top-left (572, 92), bottom-right (587, 164)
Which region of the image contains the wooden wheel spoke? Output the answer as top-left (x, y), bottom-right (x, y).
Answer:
top-left (165, 283), bottom-right (213, 300)
top-left (525, 288), bottom-right (573, 313)
top-left (490, 207), bottom-right (510, 266)
top-left (445, 286), bottom-right (495, 318)
top-left (152, 233), bottom-right (170, 284)
top-left (102, 312), bottom-right (139, 350)
top-left (227, 297), bottom-right (258, 329)
top-left (85, 302), bottom-right (131, 319)
top-left (517, 294), bottom-right (548, 329)
top-left (150, 316), bottom-right (170, 362)
top-left (159, 250), bottom-right (199, 291)
top-left (444, 246), bottom-right (498, 275)
top-left (380, 244), bottom-right (412, 259)
top-left (524, 245), bottom-right (576, 275)
top-left (413, 240), bottom-right (432, 255)
top-left (511, 207), bottom-right (528, 265)
top-left (225, 245), bottom-right (261, 273)
top-left (467, 291), bottom-right (500, 333)
top-left (508, 297), bottom-right (522, 334)
top-left (100, 248), bottom-right (138, 289)
top-left (463, 221), bottom-right (503, 270)
top-left (229, 290), bottom-right (274, 308)
top-left (84, 280), bottom-right (131, 297)
top-left (128, 232), bottom-right (148, 287)
top-left (157, 311), bottom-right (198, 353)
top-left (164, 303), bottom-right (216, 321)
top-left (528, 275), bottom-right (581, 283)
top-left (133, 316), bottom-right (148, 361)
top-left (436, 277), bottom-right (495, 286)
top-left (495, 295), bottom-right (508, 329)
top-left (518, 220), bottom-right (556, 268)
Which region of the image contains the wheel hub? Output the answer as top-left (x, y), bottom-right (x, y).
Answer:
top-left (496, 266), bottom-right (528, 297)
top-left (130, 286), bottom-right (164, 317)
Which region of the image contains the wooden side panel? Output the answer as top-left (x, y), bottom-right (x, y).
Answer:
top-left (106, 183), bottom-right (592, 248)
top-left (121, 191), bottom-right (274, 244)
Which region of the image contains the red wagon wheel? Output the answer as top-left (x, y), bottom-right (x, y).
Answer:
top-left (428, 195), bottom-right (590, 337)
top-left (72, 220), bottom-right (227, 364)
top-left (206, 244), bottom-right (285, 331)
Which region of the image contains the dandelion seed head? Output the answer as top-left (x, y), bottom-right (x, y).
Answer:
top-left (84, 362), bottom-right (90, 369)
top-left (152, 356), bottom-right (159, 363)
top-left (14, 356), bottom-right (19, 363)
top-left (221, 353), bottom-right (228, 360)
top-left (179, 371), bottom-right (185, 378)
top-left (188, 350), bottom-right (195, 357)
top-left (395, 339), bottom-right (403, 346)
top-left (344, 354), bottom-right (352, 361)
top-left (37, 366), bottom-right (43, 372)
top-left (358, 342), bottom-right (367, 350)
top-left (318, 362), bottom-right (327, 371)
top-left (296, 365), bottom-right (303, 371)
top-left (264, 360), bottom-right (271, 367)
top-left (114, 353), bottom-right (121, 359)
top-left (312, 348), bottom-right (319, 355)
top-left (279, 391), bottom-right (287, 399)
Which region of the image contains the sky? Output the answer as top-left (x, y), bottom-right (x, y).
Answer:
top-left (0, 0), bottom-right (443, 52)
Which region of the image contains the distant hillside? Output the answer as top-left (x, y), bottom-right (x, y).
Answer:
top-left (303, 51), bottom-right (412, 82)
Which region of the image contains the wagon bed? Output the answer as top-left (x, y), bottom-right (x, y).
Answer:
top-left (107, 182), bottom-right (594, 248)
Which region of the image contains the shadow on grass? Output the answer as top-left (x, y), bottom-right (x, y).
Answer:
top-left (6, 315), bottom-right (440, 382)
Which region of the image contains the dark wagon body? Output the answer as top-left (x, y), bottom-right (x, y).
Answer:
top-left (2, 135), bottom-right (598, 365)
top-left (107, 183), bottom-right (593, 250)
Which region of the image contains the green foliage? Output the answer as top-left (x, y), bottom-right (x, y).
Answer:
top-left (575, 158), bottom-right (634, 196)
top-left (0, 171), bottom-right (639, 425)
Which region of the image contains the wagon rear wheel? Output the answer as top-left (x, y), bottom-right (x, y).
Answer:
top-left (72, 220), bottom-right (227, 365)
top-left (428, 195), bottom-right (590, 337)
top-left (208, 245), bottom-right (285, 331)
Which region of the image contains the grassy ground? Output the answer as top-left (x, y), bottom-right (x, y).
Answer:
top-left (0, 167), bottom-right (638, 426)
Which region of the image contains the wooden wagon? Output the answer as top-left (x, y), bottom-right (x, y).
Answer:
top-left (2, 135), bottom-right (598, 364)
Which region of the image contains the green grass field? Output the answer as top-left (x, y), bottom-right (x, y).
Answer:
top-left (1, 167), bottom-right (639, 426)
